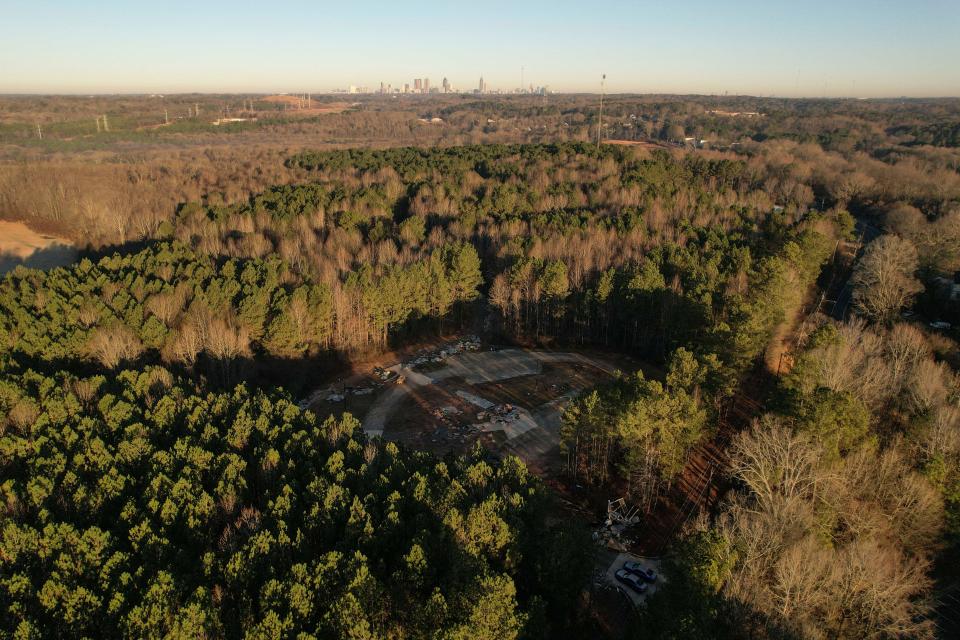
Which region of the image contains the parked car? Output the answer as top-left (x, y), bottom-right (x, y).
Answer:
top-left (615, 568), bottom-right (647, 594)
top-left (623, 561), bottom-right (657, 582)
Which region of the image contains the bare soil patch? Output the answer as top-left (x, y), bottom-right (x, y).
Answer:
top-left (357, 345), bottom-right (625, 471)
top-left (605, 139), bottom-right (669, 150)
top-left (0, 220), bottom-right (77, 274)
top-left (261, 96), bottom-right (353, 116)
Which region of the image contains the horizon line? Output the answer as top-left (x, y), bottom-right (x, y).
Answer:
top-left (1, 91), bottom-right (959, 101)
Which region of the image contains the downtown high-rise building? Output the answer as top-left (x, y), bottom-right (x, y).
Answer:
top-left (413, 78), bottom-right (422, 92)
top-left (442, 77), bottom-right (450, 93)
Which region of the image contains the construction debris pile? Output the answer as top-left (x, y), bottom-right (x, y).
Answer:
top-left (594, 498), bottom-right (641, 552)
top-left (475, 403), bottom-right (520, 426)
top-left (298, 383), bottom-right (381, 408)
top-left (405, 335), bottom-right (481, 370)
top-left (373, 366), bottom-right (397, 382)
top-left (429, 405), bottom-right (483, 444)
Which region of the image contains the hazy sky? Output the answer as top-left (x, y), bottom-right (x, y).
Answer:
top-left (2, 0), bottom-right (959, 96)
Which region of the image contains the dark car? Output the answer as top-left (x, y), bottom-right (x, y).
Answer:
top-left (615, 568), bottom-right (647, 594)
top-left (623, 561), bottom-right (657, 583)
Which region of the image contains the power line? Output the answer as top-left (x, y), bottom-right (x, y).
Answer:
top-left (597, 73), bottom-right (606, 148)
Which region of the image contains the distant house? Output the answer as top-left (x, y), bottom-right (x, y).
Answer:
top-left (212, 117), bottom-right (255, 126)
top-left (708, 110), bottom-right (764, 118)
top-left (934, 275), bottom-right (960, 302)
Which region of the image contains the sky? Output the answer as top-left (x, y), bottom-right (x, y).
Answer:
top-left (1, 0), bottom-right (959, 97)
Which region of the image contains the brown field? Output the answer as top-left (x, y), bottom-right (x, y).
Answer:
top-left (604, 139), bottom-right (669, 149)
top-left (261, 95), bottom-right (353, 115)
top-left (0, 220), bottom-right (77, 274)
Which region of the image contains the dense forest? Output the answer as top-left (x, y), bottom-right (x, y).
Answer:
top-left (2, 95), bottom-right (960, 638)
top-left (637, 317), bottom-right (960, 639)
top-left (0, 367), bottom-right (589, 638)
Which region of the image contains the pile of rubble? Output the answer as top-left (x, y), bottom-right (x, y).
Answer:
top-left (429, 405), bottom-right (484, 444)
top-left (373, 366), bottom-right (396, 382)
top-left (298, 384), bottom-right (379, 408)
top-left (593, 498), bottom-right (641, 551)
top-left (475, 403), bottom-right (520, 425)
top-left (405, 335), bottom-right (481, 369)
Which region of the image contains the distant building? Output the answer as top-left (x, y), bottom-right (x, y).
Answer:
top-left (478, 76), bottom-right (486, 93)
top-left (442, 77), bottom-right (450, 93)
top-left (212, 117), bottom-right (254, 126)
top-left (414, 78), bottom-right (422, 92)
top-left (424, 78), bottom-right (430, 93)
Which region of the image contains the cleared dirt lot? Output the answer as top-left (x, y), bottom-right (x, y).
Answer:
top-left (0, 220), bottom-right (77, 274)
top-left (356, 345), bottom-right (624, 468)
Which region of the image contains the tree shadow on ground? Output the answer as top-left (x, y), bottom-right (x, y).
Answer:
top-left (0, 243), bottom-right (78, 275)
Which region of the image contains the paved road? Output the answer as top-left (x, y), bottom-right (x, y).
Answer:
top-left (829, 218), bottom-right (883, 320)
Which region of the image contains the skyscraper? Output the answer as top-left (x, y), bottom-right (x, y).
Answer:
top-left (442, 77), bottom-right (450, 93)
top-left (424, 78), bottom-right (430, 93)
top-left (478, 76), bottom-right (485, 93)
top-left (414, 78), bottom-right (422, 92)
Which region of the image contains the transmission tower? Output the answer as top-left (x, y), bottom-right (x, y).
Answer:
top-left (597, 73), bottom-right (606, 148)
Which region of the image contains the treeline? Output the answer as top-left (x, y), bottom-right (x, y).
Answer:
top-left (171, 144), bottom-right (821, 355)
top-left (0, 240), bottom-right (482, 384)
top-left (0, 366), bottom-right (592, 638)
top-left (3, 95), bottom-right (959, 252)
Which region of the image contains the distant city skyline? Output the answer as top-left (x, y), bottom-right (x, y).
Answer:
top-left (2, 1), bottom-right (959, 97)
top-left (346, 74), bottom-right (547, 95)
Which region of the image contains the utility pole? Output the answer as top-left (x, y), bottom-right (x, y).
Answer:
top-left (102, 114), bottom-right (109, 132)
top-left (164, 109), bottom-right (169, 125)
top-left (597, 73), bottom-right (606, 148)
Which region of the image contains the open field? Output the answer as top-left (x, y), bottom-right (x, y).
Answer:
top-left (604, 139), bottom-right (670, 150)
top-left (261, 95), bottom-right (353, 115)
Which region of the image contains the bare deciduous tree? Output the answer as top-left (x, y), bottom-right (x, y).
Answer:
top-left (851, 235), bottom-right (923, 324)
top-left (716, 420), bottom-right (940, 639)
top-left (87, 323), bottom-right (144, 369)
